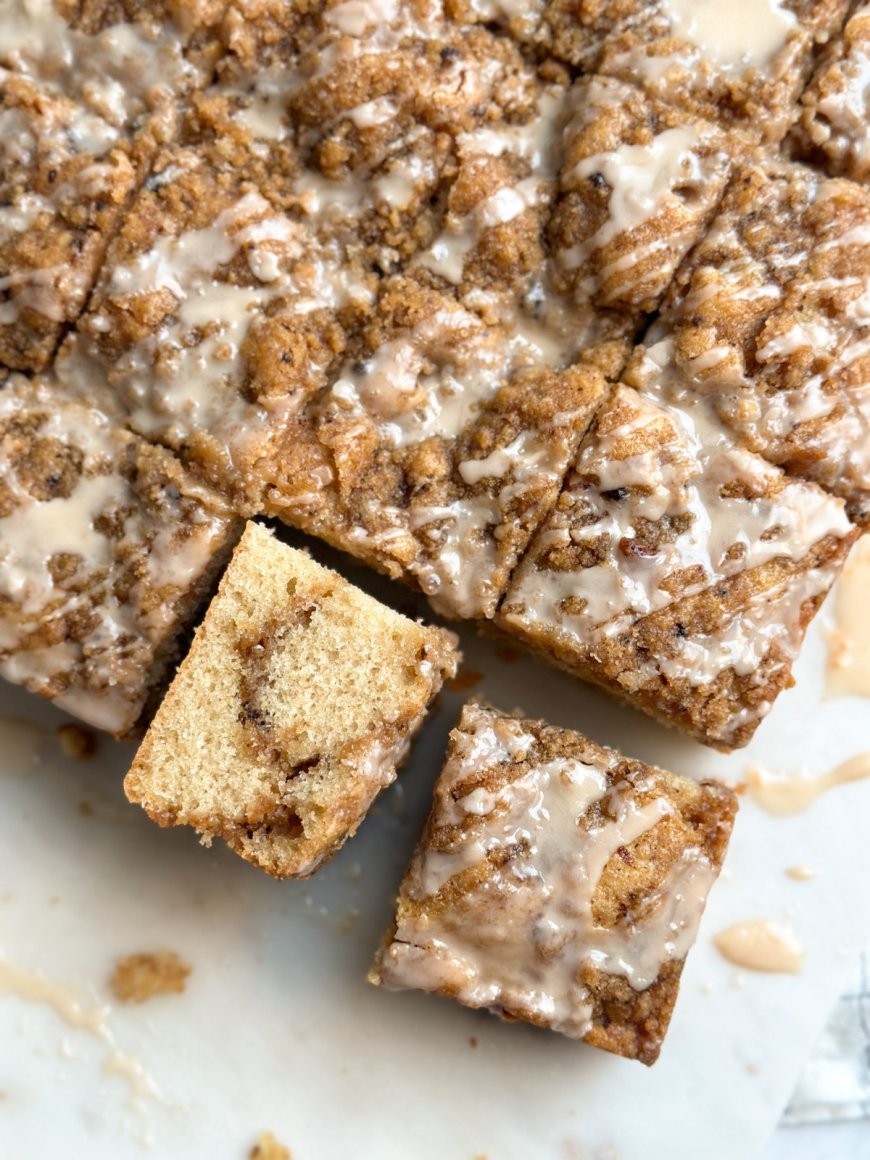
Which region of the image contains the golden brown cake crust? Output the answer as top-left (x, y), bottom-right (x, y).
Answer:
top-left (371, 702), bottom-right (737, 1065)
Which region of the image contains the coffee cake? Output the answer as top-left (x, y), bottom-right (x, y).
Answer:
top-left (0, 373), bottom-right (241, 734)
top-left (498, 373), bottom-right (857, 750)
top-left (371, 702), bottom-right (737, 1064)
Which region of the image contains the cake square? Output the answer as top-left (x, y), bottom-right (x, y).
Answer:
top-left (60, 139), bottom-right (377, 513)
top-left (654, 158), bottom-right (870, 524)
top-left (266, 278), bottom-right (625, 619)
top-left (0, 0), bottom-right (220, 372)
top-left (124, 521), bottom-right (460, 878)
top-left (497, 372), bottom-right (857, 750)
top-left (548, 75), bottom-right (736, 316)
top-left (0, 374), bottom-right (242, 735)
top-left (595, 0), bottom-right (849, 143)
top-left (370, 702), bottom-right (738, 1065)
top-left (792, 2), bottom-right (870, 181)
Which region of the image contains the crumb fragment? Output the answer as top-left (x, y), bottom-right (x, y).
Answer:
top-left (110, 951), bottom-right (192, 1004)
top-left (250, 1132), bottom-right (291, 1160)
top-left (57, 723), bottom-right (97, 760)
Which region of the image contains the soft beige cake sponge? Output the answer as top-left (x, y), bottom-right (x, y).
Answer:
top-left (125, 522), bottom-right (460, 877)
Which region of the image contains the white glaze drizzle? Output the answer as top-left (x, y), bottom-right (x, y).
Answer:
top-left (0, 953), bottom-right (162, 1104)
top-left (713, 919), bottom-right (804, 973)
top-left (657, 0), bottom-right (798, 72)
top-left (826, 535), bottom-right (870, 700)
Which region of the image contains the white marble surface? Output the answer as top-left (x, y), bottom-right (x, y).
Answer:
top-left (0, 534), bottom-right (869, 1159)
top-left (766, 1121), bottom-right (870, 1159)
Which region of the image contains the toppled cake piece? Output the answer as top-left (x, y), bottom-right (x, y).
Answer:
top-left (370, 702), bottom-right (738, 1065)
top-left (0, 0), bottom-right (217, 371)
top-left (125, 522), bottom-right (460, 878)
top-left (0, 374), bottom-right (241, 735)
top-left (498, 372), bottom-right (858, 750)
top-left (548, 75), bottom-right (736, 316)
top-left (448, 0), bottom-right (848, 142)
top-left (654, 159), bottom-right (870, 524)
top-left (792, 2), bottom-right (870, 181)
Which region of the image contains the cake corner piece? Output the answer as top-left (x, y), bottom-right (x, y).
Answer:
top-left (0, 373), bottom-right (242, 737)
top-left (124, 521), bottom-right (461, 878)
top-left (369, 701), bottom-right (737, 1065)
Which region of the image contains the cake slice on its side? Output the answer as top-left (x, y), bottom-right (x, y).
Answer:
top-left (653, 158), bottom-right (870, 525)
top-left (125, 522), bottom-right (460, 878)
top-left (370, 702), bottom-right (738, 1065)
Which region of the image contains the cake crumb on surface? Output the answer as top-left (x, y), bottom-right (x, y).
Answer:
top-left (249, 1132), bottom-right (291, 1160)
top-left (57, 723), bottom-right (97, 761)
top-left (110, 951), bottom-right (192, 1004)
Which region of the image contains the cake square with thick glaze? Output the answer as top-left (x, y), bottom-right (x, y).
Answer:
top-left (125, 521), bottom-right (460, 878)
top-left (0, 0), bottom-right (216, 371)
top-left (370, 701), bottom-right (738, 1065)
top-left (0, 373), bottom-right (241, 735)
top-left (497, 373), bottom-right (858, 750)
top-left (652, 158), bottom-right (870, 525)
top-left (792, 1), bottom-right (870, 181)
top-left (446, 0), bottom-right (850, 143)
